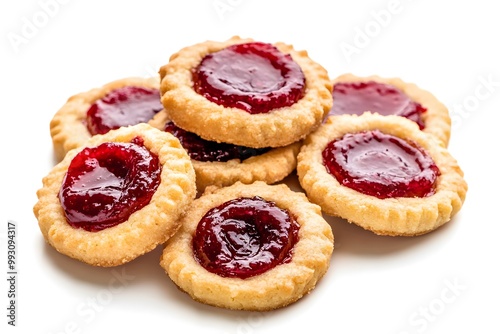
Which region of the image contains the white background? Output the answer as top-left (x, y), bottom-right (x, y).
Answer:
top-left (1, 1), bottom-right (499, 333)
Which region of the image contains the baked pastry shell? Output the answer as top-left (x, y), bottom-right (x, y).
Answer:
top-left (159, 36), bottom-right (333, 148)
top-left (149, 110), bottom-right (301, 192)
top-left (50, 76), bottom-right (160, 161)
top-left (160, 181), bottom-right (334, 311)
top-left (34, 123), bottom-right (196, 266)
top-left (297, 113), bottom-right (467, 236)
top-left (331, 73), bottom-right (451, 146)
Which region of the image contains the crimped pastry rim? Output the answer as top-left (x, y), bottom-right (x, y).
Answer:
top-left (50, 76), bottom-right (160, 161)
top-left (297, 113), bottom-right (467, 236)
top-left (149, 110), bottom-right (301, 192)
top-left (159, 36), bottom-right (333, 148)
top-left (34, 123), bottom-right (196, 266)
top-left (331, 73), bottom-right (451, 147)
top-left (160, 181), bottom-right (334, 311)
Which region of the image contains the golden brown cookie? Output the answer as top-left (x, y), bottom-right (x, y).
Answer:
top-left (50, 76), bottom-right (161, 161)
top-left (34, 123), bottom-right (196, 266)
top-left (160, 181), bottom-right (333, 311)
top-left (330, 73), bottom-right (451, 146)
top-left (159, 36), bottom-right (333, 148)
top-left (149, 110), bottom-right (301, 191)
top-left (297, 113), bottom-right (467, 236)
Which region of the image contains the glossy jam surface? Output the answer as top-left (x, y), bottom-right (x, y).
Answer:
top-left (59, 137), bottom-right (161, 232)
top-left (193, 196), bottom-right (300, 279)
top-left (164, 121), bottom-right (270, 162)
top-left (86, 86), bottom-right (163, 135)
top-left (192, 42), bottom-right (306, 114)
top-left (330, 81), bottom-right (427, 129)
top-left (323, 130), bottom-right (440, 199)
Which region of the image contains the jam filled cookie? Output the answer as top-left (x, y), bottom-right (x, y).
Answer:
top-left (50, 77), bottom-right (162, 161)
top-left (328, 73), bottom-right (451, 146)
top-left (34, 123), bottom-right (196, 266)
top-left (159, 36), bottom-right (332, 148)
top-left (297, 113), bottom-right (467, 236)
top-left (149, 110), bottom-right (300, 191)
top-left (160, 181), bottom-right (333, 311)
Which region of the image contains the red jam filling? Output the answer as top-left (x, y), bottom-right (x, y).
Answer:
top-left (59, 137), bottom-right (161, 232)
top-left (322, 130), bottom-right (440, 199)
top-left (192, 42), bottom-right (306, 114)
top-left (86, 86), bottom-right (163, 135)
top-left (193, 196), bottom-right (300, 279)
top-left (329, 81), bottom-right (427, 129)
top-left (164, 121), bottom-right (270, 162)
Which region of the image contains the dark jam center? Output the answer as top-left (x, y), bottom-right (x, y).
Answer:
top-left (322, 130), bottom-right (440, 199)
top-left (59, 137), bottom-right (161, 232)
top-left (330, 81), bottom-right (427, 129)
top-left (192, 42), bottom-right (306, 114)
top-left (164, 121), bottom-right (270, 162)
top-left (193, 196), bottom-right (300, 279)
top-left (86, 86), bottom-right (163, 135)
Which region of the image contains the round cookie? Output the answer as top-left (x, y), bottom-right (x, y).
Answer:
top-left (329, 73), bottom-right (451, 146)
top-left (159, 36), bottom-right (333, 148)
top-left (149, 110), bottom-right (301, 192)
top-left (297, 113), bottom-right (467, 236)
top-left (50, 76), bottom-right (161, 161)
top-left (160, 181), bottom-right (334, 311)
top-left (34, 123), bottom-right (196, 266)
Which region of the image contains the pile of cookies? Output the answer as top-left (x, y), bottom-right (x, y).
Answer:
top-left (34, 36), bottom-right (467, 311)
